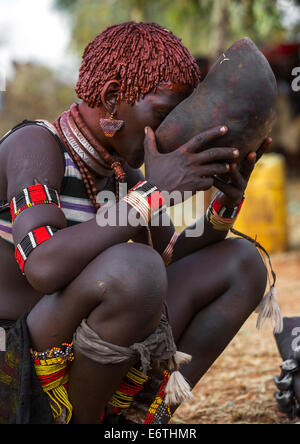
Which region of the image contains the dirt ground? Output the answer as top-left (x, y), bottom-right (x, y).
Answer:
top-left (171, 178), bottom-right (300, 425)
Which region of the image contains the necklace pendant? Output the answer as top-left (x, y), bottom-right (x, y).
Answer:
top-left (99, 117), bottom-right (124, 138)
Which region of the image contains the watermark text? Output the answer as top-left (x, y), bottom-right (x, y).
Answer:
top-left (291, 67), bottom-right (300, 92)
top-left (0, 327), bottom-right (6, 352)
top-left (95, 185), bottom-right (205, 238)
top-left (291, 327), bottom-right (300, 352)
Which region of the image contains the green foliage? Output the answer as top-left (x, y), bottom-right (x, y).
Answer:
top-left (0, 62), bottom-right (76, 136)
top-left (1, 1), bottom-right (295, 136)
top-left (54, 0), bottom-right (294, 58)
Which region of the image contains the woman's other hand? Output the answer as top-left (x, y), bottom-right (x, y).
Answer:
top-left (144, 125), bottom-right (240, 202)
top-left (213, 137), bottom-right (272, 208)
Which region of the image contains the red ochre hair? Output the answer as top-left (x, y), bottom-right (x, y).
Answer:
top-left (75, 21), bottom-right (201, 107)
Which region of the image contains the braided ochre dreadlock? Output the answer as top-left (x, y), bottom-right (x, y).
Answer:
top-left (56, 22), bottom-right (201, 210)
top-left (75, 21), bottom-right (201, 107)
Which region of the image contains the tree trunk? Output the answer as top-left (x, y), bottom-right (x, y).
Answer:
top-left (212, 0), bottom-right (230, 57)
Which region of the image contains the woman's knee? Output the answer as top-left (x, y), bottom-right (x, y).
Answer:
top-left (226, 237), bottom-right (268, 304)
top-left (76, 243), bottom-right (167, 335)
top-left (103, 243), bottom-right (166, 312)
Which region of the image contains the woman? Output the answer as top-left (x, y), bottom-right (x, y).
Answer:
top-left (0, 22), bottom-right (270, 424)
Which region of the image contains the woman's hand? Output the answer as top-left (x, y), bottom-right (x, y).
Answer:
top-left (213, 137), bottom-right (272, 208)
top-left (144, 125), bottom-right (239, 200)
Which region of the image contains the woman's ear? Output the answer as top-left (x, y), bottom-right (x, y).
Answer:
top-left (100, 80), bottom-right (121, 115)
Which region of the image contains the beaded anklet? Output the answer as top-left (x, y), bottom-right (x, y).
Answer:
top-left (30, 341), bottom-right (74, 365)
top-left (31, 342), bottom-right (74, 424)
top-left (109, 366), bottom-right (149, 411)
top-left (144, 370), bottom-right (172, 424)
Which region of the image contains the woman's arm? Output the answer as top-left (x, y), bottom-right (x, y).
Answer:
top-left (171, 138), bottom-right (272, 262)
top-left (132, 128), bottom-right (271, 264)
top-left (5, 122), bottom-right (246, 293)
top-left (26, 204), bottom-right (146, 294)
top-left (124, 162), bottom-right (176, 254)
top-left (5, 126), bottom-right (144, 294)
top-left (128, 126), bottom-right (241, 257)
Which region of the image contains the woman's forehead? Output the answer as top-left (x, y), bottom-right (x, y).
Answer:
top-left (142, 83), bottom-right (193, 105)
top-left (159, 82), bottom-right (193, 93)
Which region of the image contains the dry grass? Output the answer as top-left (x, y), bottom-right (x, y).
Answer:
top-left (171, 178), bottom-right (300, 425)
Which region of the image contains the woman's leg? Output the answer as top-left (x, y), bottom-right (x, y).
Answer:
top-left (0, 238), bottom-right (43, 320)
top-left (166, 237), bottom-right (268, 388)
top-left (27, 242), bottom-right (167, 424)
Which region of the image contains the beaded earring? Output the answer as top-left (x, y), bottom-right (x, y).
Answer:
top-left (99, 112), bottom-right (124, 137)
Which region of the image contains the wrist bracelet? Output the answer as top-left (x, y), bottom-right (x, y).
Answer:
top-left (123, 191), bottom-right (151, 225)
top-left (206, 194), bottom-right (245, 231)
top-left (161, 232), bottom-right (179, 266)
top-left (123, 180), bottom-right (166, 224)
top-left (211, 194), bottom-right (245, 219)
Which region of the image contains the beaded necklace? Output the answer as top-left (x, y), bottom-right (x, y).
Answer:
top-left (54, 103), bottom-right (127, 210)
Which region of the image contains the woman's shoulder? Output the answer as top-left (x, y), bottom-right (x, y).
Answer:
top-left (0, 121), bottom-right (65, 200)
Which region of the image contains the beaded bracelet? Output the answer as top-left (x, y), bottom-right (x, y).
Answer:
top-left (10, 184), bottom-right (61, 222)
top-left (123, 180), bottom-right (166, 224)
top-left (123, 191), bottom-right (151, 224)
top-left (206, 193), bottom-right (245, 231)
top-left (15, 225), bottom-right (58, 273)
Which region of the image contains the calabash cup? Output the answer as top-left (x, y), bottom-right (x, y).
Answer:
top-left (156, 38), bottom-right (278, 164)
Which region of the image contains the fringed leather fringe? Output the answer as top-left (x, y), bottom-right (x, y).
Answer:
top-left (230, 227), bottom-right (283, 333)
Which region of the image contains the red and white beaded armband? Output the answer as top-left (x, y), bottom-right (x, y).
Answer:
top-left (10, 184), bottom-right (61, 222)
top-left (15, 225), bottom-right (58, 274)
